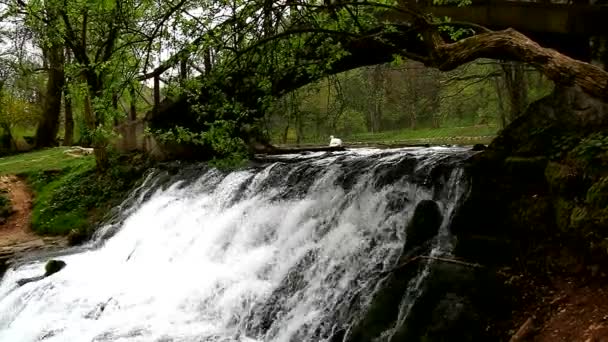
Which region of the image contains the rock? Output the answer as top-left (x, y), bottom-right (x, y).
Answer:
top-left (67, 229), bottom-right (88, 246)
top-left (386, 263), bottom-right (499, 342)
top-left (64, 146), bottom-right (94, 156)
top-left (404, 200), bottom-right (443, 252)
top-left (44, 259), bottom-right (66, 276)
top-left (16, 275), bottom-right (45, 287)
top-left (472, 144), bottom-right (486, 151)
top-left (0, 257), bottom-right (8, 279)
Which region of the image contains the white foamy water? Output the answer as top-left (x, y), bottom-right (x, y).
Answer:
top-left (0, 147), bottom-right (472, 342)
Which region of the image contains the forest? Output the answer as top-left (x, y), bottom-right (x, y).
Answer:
top-left (0, 0), bottom-right (593, 168)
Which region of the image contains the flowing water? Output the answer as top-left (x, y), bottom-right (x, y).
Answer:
top-left (0, 147), bottom-right (473, 342)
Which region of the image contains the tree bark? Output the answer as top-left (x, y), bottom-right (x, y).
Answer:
top-left (63, 88), bottom-right (74, 146)
top-left (501, 61), bottom-right (529, 122)
top-left (35, 43), bottom-right (65, 148)
top-left (129, 85), bottom-right (137, 121)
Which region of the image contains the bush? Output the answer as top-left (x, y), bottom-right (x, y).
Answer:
top-left (0, 190), bottom-right (13, 222)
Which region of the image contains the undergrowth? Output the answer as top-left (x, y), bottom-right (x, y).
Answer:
top-left (29, 153), bottom-right (148, 237)
top-left (0, 148), bottom-right (151, 238)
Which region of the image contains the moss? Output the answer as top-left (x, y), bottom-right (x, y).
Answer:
top-left (553, 197), bottom-right (574, 233)
top-left (509, 196), bottom-right (553, 234)
top-left (544, 162), bottom-right (584, 198)
top-left (570, 206), bottom-right (590, 231)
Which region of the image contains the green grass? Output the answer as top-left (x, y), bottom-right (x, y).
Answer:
top-left (347, 125), bottom-right (499, 142)
top-left (274, 125), bottom-right (500, 146)
top-left (0, 147), bottom-right (95, 175)
top-left (0, 147), bottom-right (149, 238)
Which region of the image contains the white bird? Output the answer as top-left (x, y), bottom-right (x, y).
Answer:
top-left (329, 135), bottom-right (342, 147)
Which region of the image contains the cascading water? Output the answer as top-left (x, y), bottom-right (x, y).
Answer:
top-left (0, 147), bottom-right (473, 342)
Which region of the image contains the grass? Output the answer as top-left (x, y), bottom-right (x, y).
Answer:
top-left (0, 147), bottom-right (149, 238)
top-left (0, 147), bottom-right (95, 175)
top-left (274, 124), bottom-right (500, 146)
top-left (347, 125), bottom-right (499, 142)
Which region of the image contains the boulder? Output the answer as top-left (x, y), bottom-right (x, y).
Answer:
top-left (472, 144), bottom-right (486, 151)
top-left (44, 259), bottom-right (66, 276)
top-left (404, 200), bottom-right (443, 252)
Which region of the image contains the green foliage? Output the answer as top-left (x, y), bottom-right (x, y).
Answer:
top-left (336, 109), bottom-right (367, 135)
top-left (586, 176), bottom-right (608, 209)
top-left (570, 133), bottom-right (608, 168)
top-left (26, 151), bottom-right (148, 236)
top-left (0, 147), bottom-right (147, 236)
top-left (0, 189), bottom-right (13, 221)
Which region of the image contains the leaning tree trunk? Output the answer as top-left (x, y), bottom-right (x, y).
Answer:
top-left (35, 43), bottom-right (65, 148)
top-left (427, 29), bottom-right (608, 102)
top-left (149, 23), bottom-right (608, 143)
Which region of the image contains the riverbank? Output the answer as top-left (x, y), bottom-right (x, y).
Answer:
top-left (454, 86), bottom-right (608, 341)
top-left (0, 148), bottom-right (151, 275)
top-left (0, 175), bottom-right (67, 276)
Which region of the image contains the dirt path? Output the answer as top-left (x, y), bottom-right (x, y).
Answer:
top-left (509, 277), bottom-right (608, 342)
top-left (0, 175), bottom-right (66, 259)
top-left (534, 280), bottom-right (608, 342)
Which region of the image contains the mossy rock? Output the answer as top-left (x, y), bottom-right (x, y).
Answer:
top-left (44, 259), bottom-right (66, 276)
top-left (544, 161), bottom-right (585, 198)
top-left (404, 200), bottom-right (442, 251)
top-left (553, 197), bottom-right (574, 233)
top-left (503, 156), bottom-right (548, 175)
top-left (508, 196), bottom-right (553, 235)
top-left (570, 205), bottom-right (608, 234)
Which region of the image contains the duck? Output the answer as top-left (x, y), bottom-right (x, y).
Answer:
top-left (329, 135), bottom-right (343, 147)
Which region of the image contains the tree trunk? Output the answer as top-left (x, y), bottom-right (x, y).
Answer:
top-left (35, 43), bottom-right (65, 148)
top-left (129, 85), bottom-right (137, 121)
top-left (153, 75), bottom-right (160, 112)
top-left (282, 120), bottom-right (290, 144)
top-left (112, 92), bottom-right (119, 126)
top-left (80, 93), bottom-right (95, 147)
top-left (63, 49), bottom-right (74, 146)
top-left (63, 88), bottom-right (74, 146)
top-left (93, 143), bottom-right (108, 171)
top-left (429, 29), bottom-right (608, 102)
top-left (494, 75), bottom-right (507, 128)
top-left (501, 61), bottom-right (528, 122)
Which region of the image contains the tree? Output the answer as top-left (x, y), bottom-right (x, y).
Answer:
top-left (147, 0), bottom-right (608, 155)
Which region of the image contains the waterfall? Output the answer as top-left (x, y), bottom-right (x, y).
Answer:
top-left (0, 147), bottom-right (473, 342)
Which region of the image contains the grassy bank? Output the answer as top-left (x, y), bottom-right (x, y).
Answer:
top-left (0, 147), bottom-right (149, 239)
top-left (274, 125), bottom-right (499, 146)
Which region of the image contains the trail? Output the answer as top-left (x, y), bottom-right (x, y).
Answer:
top-left (0, 175), bottom-right (66, 261)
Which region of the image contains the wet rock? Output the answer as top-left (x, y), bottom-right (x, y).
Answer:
top-left (404, 200), bottom-right (442, 252)
top-left (387, 263), bottom-right (502, 342)
top-left (16, 275), bottom-right (45, 287)
top-left (344, 267), bottom-right (419, 342)
top-left (44, 259), bottom-right (66, 276)
top-left (67, 229), bottom-right (89, 246)
top-left (472, 143), bottom-right (486, 151)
